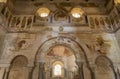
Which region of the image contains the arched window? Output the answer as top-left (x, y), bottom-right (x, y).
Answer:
top-left (54, 64), bottom-right (62, 76)
top-left (52, 61), bottom-right (64, 77)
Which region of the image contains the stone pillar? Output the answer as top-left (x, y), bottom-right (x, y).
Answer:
top-left (3, 67), bottom-right (9, 79)
top-left (89, 64), bottom-right (95, 79)
top-left (76, 61), bottom-right (84, 79)
top-left (9, 17), bottom-right (13, 27)
top-left (38, 62), bottom-right (45, 79)
top-left (64, 68), bottom-right (67, 78)
top-left (50, 67), bottom-right (52, 78)
top-left (25, 17), bottom-right (28, 29)
top-left (0, 67), bottom-right (5, 79)
top-left (28, 67), bottom-right (34, 79)
top-left (30, 16), bottom-right (34, 28)
top-left (19, 16), bottom-right (23, 28)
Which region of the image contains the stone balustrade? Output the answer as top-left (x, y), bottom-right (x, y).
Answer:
top-left (88, 14), bottom-right (120, 32)
top-left (0, 6), bottom-right (120, 33)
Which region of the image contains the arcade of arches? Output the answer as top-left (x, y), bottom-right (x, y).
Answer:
top-left (0, 0), bottom-right (120, 79)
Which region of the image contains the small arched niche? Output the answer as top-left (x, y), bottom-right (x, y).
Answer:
top-left (95, 56), bottom-right (115, 79)
top-left (8, 55), bottom-right (29, 79)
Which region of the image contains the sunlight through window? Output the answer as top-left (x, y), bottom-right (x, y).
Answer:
top-left (54, 64), bottom-right (62, 76)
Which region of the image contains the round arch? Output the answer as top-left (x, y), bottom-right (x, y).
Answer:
top-left (95, 55), bottom-right (117, 79)
top-left (8, 55), bottom-right (29, 79)
top-left (35, 36), bottom-right (90, 64)
top-left (52, 61), bottom-right (64, 77)
top-left (34, 36), bottom-right (95, 79)
top-left (9, 55), bottom-right (28, 69)
top-left (10, 55), bottom-right (28, 65)
top-left (95, 55), bottom-right (114, 65)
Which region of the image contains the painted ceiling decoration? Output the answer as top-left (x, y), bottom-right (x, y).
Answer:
top-left (47, 46), bottom-right (73, 57)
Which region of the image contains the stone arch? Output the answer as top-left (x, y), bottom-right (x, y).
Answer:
top-left (10, 55), bottom-right (28, 66)
top-left (35, 36), bottom-right (91, 63)
top-left (95, 55), bottom-right (116, 79)
top-left (51, 58), bottom-right (65, 65)
top-left (34, 36), bottom-right (95, 79)
top-left (6, 54), bottom-right (29, 67)
top-left (8, 55), bottom-right (29, 79)
top-left (95, 55), bottom-right (113, 66)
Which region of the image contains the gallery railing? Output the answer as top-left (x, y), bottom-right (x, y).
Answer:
top-left (0, 5), bottom-right (120, 33)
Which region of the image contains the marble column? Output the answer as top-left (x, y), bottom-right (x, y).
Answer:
top-left (76, 61), bottom-right (84, 79)
top-left (38, 62), bottom-right (45, 79)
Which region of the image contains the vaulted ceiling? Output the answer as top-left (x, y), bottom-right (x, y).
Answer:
top-left (47, 46), bottom-right (73, 57)
top-left (7, 0), bottom-right (113, 15)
